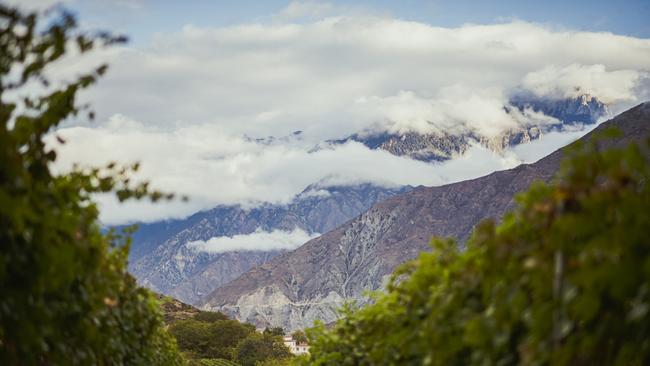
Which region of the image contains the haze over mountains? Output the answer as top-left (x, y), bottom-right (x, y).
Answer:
top-left (199, 102), bottom-right (650, 330)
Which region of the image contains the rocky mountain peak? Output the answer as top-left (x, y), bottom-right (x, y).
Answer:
top-left (333, 95), bottom-right (610, 162)
top-left (511, 94), bottom-right (610, 125)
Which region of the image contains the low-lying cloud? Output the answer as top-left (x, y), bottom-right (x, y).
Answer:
top-left (186, 228), bottom-right (320, 253)
top-left (350, 87), bottom-right (561, 138)
top-left (522, 64), bottom-right (643, 103)
top-left (48, 113), bottom-right (594, 225)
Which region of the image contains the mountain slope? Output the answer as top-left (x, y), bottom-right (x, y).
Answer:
top-left (200, 102), bottom-right (649, 331)
top-left (336, 95), bottom-right (609, 162)
top-left (129, 184), bottom-right (411, 304)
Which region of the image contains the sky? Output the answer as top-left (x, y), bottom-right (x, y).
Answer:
top-left (44, 0), bottom-right (650, 43)
top-left (7, 0), bottom-right (650, 228)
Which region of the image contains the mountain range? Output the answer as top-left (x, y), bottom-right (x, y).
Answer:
top-left (198, 102), bottom-right (649, 330)
top-left (126, 94), bottom-right (628, 328)
top-left (129, 184), bottom-right (410, 304)
top-left (334, 95), bottom-right (609, 162)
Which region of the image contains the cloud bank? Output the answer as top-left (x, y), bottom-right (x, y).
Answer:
top-left (186, 228), bottom-right (320, 253)
top-left (522, 64), bottom-right (642, 103)
top-left (48, 114), bottom-right (580, 225)
top-left (73, 16), bottom-right (650, 140)
top-left (39, 4), bottom-right (650, 224)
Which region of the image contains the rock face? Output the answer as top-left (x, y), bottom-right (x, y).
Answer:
top-left (511, 94), bottom-right (610, 125)
top-left (200, 102), bottom-right (649, 331)
top-left (128, 184), bottom-right (411, 304)
top-left (337, 95), bottom-right (609, 162)
top-left (343, 131), bottom-right (473, 162)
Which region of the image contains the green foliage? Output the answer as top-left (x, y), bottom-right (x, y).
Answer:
top-left (264, 326), bottom-right (286, 337)
top-left (257, 357), bottom-right (295, 366)
top-left (234, 333), bottom-right (292, 366)
top-left (170, 319), bottom-right (254, 360)
top-left (0, 4), bottom-right (182, 365)
top-left (304, 133), bottom-right (650, 365)
top-left (170, 314), bottom-right (291, 366)
top-left (194, 358), bottom-right (240, 366)
top-left (194, 310), bottom-right (230, 323)
top-left (291, 330), bottom-right (308, 344)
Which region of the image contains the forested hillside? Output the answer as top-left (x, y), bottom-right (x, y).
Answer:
top-left (159, 296), bottom-right (293, 366)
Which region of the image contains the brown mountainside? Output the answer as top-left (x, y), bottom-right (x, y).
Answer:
top-left (200, 103), bottom-right (650, 331)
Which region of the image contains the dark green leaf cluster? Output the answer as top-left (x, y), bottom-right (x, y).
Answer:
top-left (304, 132), bottom-right (650, 365)
top-left (0, 4), bottom-right (182, 365)
top-left (264, 327), bottom-right (286, 337)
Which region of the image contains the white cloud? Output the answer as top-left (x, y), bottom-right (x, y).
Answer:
top-left (296, 188), bottom-right (331, 199)
top-left (70, 16), bottom-right (649, 143)
top-left (350, 87), bottom-right (560, 138)
top-left (52, 117), bottom-right (597, 226)
top-left (38, 10), bottom-right (650, 224)
top-left (522, 64), bottom-right (644, 103)
top-left (186, 228), bottom-right (320, 253)
top-left (48, 113), bottom-right (585, 225)
top-left (509, 123), bottom-right (600, 163)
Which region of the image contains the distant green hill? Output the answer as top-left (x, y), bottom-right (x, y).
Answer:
top-left (157, 295), bottom-right (291, 365)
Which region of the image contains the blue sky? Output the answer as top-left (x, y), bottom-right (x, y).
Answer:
top-left (69, 0), bottom-right (650, 46)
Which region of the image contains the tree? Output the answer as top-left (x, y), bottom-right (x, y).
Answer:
top-left (194, 310), bottom-right (229, 323)
top-left (168, 320), bottom-right (212, 359)
top-left (169, 318), bottom-right (255, 360)
top-left (234, 333), bottom-right (292, 366)
top-left (264, 327), bottom-right (286, 337)
top-left (304, 131), bottom-right (650, 365)
top-left (0, 4), bottom-right (182, 364)
top-left (291, 330), bottom-right (308, 344)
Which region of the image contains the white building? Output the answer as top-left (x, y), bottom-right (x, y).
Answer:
top-left (283, 335), bottom-right (310, 355)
